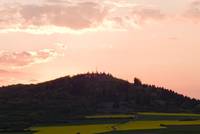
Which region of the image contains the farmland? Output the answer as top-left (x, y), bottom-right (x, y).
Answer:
top-left (29, 113), bottom-right (200, 134)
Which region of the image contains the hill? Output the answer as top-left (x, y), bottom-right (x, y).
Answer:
top-left (0, 72), bottom-right (200, 125)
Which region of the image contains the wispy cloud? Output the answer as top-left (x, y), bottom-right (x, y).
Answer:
top-left (0, 47), bottom-right (62, 86)
top-left (130, 6), bottom-right (165, 25)
top-left (0, 49), bottom-right (58, 68)
top-left (105, 5), bottom-right (166, 30)
top-left (184, 0), bottom-right (200, 22)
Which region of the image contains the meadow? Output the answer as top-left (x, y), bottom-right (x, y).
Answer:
top-left (29, 113), bottom-right (200, 134)
top-left (1, 113), bottom-right (200, 134)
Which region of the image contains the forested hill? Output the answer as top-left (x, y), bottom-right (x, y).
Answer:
top-left (0, 72), bottom-right (200, 123)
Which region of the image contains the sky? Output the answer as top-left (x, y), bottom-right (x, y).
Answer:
top-left (0, 0), bottom-right (200, 99)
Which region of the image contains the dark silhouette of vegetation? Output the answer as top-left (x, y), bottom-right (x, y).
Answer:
top-left (0, 72), bottom-right (199, 129)
top-left (0, 121), bottom-right (32, 132)
top-left (134, 77), bottom-right (142, 86)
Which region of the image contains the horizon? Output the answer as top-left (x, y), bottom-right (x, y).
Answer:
top-left (0, 71), bottom-right (199, 100)
top-left (0, 0), bottom-right (200, 99)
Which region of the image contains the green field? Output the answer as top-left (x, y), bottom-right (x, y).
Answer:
top-left (2, 113), bottom-right (200, 134)
top-left (33, 120), bottom-right (200, 134)
top-left (33, 113), bottom-right (200, 134)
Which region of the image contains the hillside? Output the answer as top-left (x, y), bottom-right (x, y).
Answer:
top-left (0, 72), bottom-right (200, 124)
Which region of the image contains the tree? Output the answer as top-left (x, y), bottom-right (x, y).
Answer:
top-left (194, 104), bottom-right (200, 113)
top-left (134, 77), bottom-right (142, 86)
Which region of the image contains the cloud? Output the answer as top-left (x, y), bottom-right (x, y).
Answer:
top-left (0, 1), bottom-right (168, 34)
top-left (0, 49), bottom-right (58, 68)
top-left (130, 6), bottom-right (165, 25)
top-left (104, 5), bottom-right (166, 30)
top-left (20, 2), bottom-right (107, 29)
top-left (0, 1), bottom-right (108, 34)
top-left (184, 0), bottom-right (200, 22)
top-left (0, 45), bottom-right (64, 85)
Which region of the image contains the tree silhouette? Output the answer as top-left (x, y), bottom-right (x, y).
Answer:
top-left (134, 77), bottom-right (142, 86)
top-left (0, 72), bottom-right (199, 126)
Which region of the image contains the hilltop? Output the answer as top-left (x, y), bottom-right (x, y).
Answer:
top-left (0, 72), bottom-right (200, 124)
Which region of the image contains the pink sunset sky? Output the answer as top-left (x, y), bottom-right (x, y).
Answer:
top-left (0, 0), bottom-right (200, 98)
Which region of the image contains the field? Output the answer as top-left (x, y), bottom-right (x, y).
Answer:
top-left (2, 113), bottom-right (200, 134)
top-left (33, 113), bottom-right (200, 134)
top-left (33, 120), bottom-right (200, 134)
